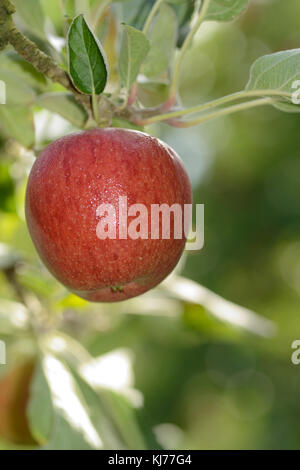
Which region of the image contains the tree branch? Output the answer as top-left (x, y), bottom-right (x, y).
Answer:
top-left (0, 0), bottom-right (14, 50)
top-left (0, 0), bottom-right (91, 114)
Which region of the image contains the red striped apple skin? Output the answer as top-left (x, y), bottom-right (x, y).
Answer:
top-left (25, 128), bottom-right (192, 302)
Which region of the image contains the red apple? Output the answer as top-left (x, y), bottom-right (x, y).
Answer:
top-left (25, 128), bottom-right (192, 302)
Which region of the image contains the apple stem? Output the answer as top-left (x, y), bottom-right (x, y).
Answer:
top-left (92, 92), bottom-right (101, 125)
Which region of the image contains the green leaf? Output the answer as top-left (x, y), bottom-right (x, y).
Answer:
top-left (206, 0), bottom-right (248, 22)
top-left (36, 92), bottom-right (88, 128)
top-left (78, 351), bottom-right (146, 449)
top-left (28, 335), bottom-right (147, 450)
top-left (56, 336), bottom-right (147, 449)
top-left (246, 49), bottom-right (300, 97)
top-left (28, 354), bottom-right (104, 449)
top-left (162, 275), bottom-right (276, 338)
top-left (142, 4), bottom-right (177, 79)
top-left (0, 106), bottom-right (35, 148)
top-left (14, 0), bottom-right (47, 40)
top-left (119, 24), bottom-right (150, 92)
top-left (95, 388), bottom-right (146, 450)
top-left (27, 361), bottom-right (53, 444)
top-left (70, 372), bottom-right (128, 449)
top-left (68, 14), bottom-right (108, 95)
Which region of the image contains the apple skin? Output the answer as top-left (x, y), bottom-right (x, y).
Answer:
top-left (25, 128), bottom-right (192, 302)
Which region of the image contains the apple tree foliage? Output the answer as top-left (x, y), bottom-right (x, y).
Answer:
top-left (0, 0), bottom-right (298, 449)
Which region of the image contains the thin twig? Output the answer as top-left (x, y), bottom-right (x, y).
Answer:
top-left (170, 0), bottom-right (211, 99)
top-left (0, 0), bottom-right (91, 115)
top-left (142, 0), bottom-right (165, 35)
top-left (170, 97), bottom-right (275, 127)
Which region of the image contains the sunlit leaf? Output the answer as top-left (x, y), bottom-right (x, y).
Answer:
top-left (28, 354), bottom-right (104, 449)
top-left (162, 275), bottom-right (276, 337)
top-left (69, 372), bottom-right (125, 449)
top-left (53, 336), bottom-right (147, 449)
top-left (246, 49), bottom-right (300, 103)
top-left (28, 335), bottom-right (147, 449)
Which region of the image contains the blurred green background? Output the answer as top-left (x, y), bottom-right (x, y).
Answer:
top-left (1, 0), bottom-right (300, 450)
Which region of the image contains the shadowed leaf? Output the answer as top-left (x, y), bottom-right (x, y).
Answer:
top-left (36, 92), bottom-right (88, 128)
top-left (206, 0), bottom-right (248, 22)
top-left (119, 25), bottom-right (150, 92)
